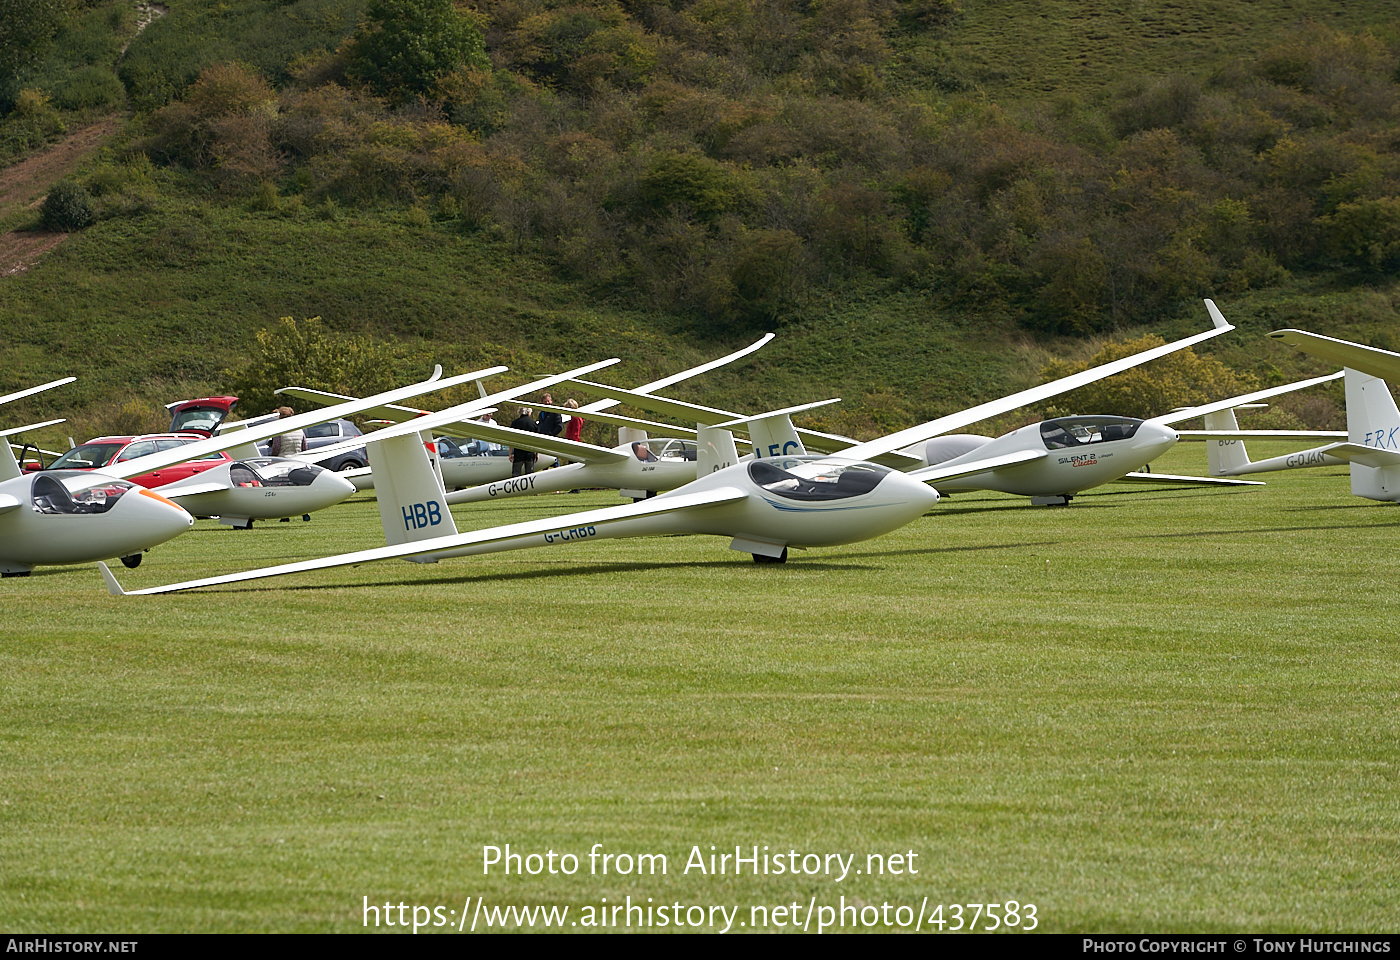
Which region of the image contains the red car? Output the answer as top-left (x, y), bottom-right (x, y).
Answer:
top-left (40, 434), bottom-right (233, 488)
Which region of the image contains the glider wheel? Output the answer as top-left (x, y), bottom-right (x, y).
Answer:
top-left (752, 548), bottom-right (788, 564)
top-left (120, 554), bottom-right (143, 569)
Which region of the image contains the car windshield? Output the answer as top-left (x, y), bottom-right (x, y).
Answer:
top-left (47, 443), bottom-right (124, 470)
top-left (1039, 417), bottom-right (1144, 450)
top-left (748, 456), bottom-right (891, 501)
top-left (170, 408), bottom-right (226, 433)
top-left (230, 459), bottom-right (325, 487)
top-left (31, 472), bottom-right (135, 514)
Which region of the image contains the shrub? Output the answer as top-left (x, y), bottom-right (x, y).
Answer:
top-left (40, 180), bottom-right (95, 231)
top-left (347, 0), bottom-right (488, 103)
top-left (0, 0), bottom-right (65, 81)
top-left (50, 65), bottom-right (124, 111)
top-left (223, 316), bottom-right (411, 415)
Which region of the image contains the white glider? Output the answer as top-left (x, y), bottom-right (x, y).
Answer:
top-left (279, 336), bottom-right (774, 490)
top-left (98, 422), bottom-right (944, 594)
top-left (1, 367), bottom-right (512, 576)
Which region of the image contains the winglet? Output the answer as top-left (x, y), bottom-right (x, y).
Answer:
top-left (97, 562), bottom-right (127, 597)
top-left (429, 364), bottom-right (442, 382)
top-left (1204, 299), bottom-right (1232, 331)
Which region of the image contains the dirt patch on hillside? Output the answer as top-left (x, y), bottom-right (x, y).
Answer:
top-left (0, 117), bottom-right (121, 276)
top-left (0, 117), bottom-right (120, 214)
top-left (0, 231), bottom-right (67, 277)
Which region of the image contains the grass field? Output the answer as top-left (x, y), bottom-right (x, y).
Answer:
top-left (2, 442), bottom-right (1398, 932)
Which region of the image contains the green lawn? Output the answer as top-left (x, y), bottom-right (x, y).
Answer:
top-left (2, 443), bottom-right (1397, 931)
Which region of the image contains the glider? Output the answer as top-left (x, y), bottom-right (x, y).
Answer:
top-left (279, 335), bottom-right (775, 492)
top-left (98, 423), bottom-right (945, 594)
top-left (1, 366), bottom-right (532, 577)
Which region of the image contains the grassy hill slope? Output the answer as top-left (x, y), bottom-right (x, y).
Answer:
top-left (1, 0), bottom-right (1397, 447)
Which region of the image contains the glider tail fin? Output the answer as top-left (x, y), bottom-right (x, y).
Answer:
top-left (1203, 408), bottom-right (1252, 476)
top-left (0, 438), bottom-right (19, 482)
top-left (618, 425), bottom-right (648, 448)
top-left (748, 414), bottom-right (804, 459)
top-left (367, 431), bottom-right (459, 551)
top-left (697, 425), bottom-right (739, 476)
top-left (1345, 367), bottom-right (1400, 501)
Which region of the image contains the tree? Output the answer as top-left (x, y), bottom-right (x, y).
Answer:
top-left (224, 317), bottom-right (408, 415)
top-left (348, 0), bottom-right (488, 103)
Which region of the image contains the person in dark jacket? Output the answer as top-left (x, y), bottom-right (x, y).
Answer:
top-left (537, 393), bottom-right (564, 438)
top-left (509, 406), bottom-right (538, 478)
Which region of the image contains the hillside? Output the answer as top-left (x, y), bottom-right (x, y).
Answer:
top-left (1, 0), bottom-right (1397, 447)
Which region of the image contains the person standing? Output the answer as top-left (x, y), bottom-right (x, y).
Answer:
top-left (269, 406), bottom-right (305, 457)
top-left (562, 398), bottom-right (584, 443)
top-left (537, 393), bottom-right (564, 438)
top-left (562, 398), bottom-right (585, 493)
top-left (509, 406), bottom-right (538, 478)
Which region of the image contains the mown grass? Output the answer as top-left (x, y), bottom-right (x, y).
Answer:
top-left (1, 443), bottom-right (1397, 931)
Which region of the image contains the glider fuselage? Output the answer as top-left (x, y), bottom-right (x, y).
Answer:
top-left (0, 470), bottom-right (193, 575)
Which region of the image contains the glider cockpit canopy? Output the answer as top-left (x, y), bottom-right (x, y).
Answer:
top-left (749, 456), bottom-right (892, 501)
top-left (30, 472), bottom-right (136, 515)
top-left (1039, 417), bottom-right (1144, 451)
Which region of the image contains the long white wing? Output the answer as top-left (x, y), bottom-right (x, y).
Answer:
top-left (160, 480), bottom-right (232, 498)
top-left (579, 333), bottom-right (774, 413)
top-left (905, 448), bottom-right (1049, 485)
top-left (1149, 371), bottom-right (1344, 426)
top-left (1177, 430), bottom-right (1346, 440)
top-left (437, 420), bottom-right (629, 465)
top-left (1268, 330), bottom-right (1400, 381)
top-left (0, 419), bottom-right (66, 439)
top-left (99, 486), bottom-right (749, 595)
top-left (1114, 473), bottom-right (1264, 486)
top-left (297, 357), bottom-right (622, 464)
top-left (105, 365), bottom-right (508, 481)
top-left (836, 301), bottom-right (1235, 463)
top-left (0, 377), bottom-right (76, 407)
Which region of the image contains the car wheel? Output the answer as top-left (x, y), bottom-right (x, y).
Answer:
top-left (120, 554), bottom-right (142, 569)
top-left (338, 460), bottom-right (362, 471)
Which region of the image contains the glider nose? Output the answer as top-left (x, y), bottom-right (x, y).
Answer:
top-left (318, 469), bottom-right (359, 502)
top-left (136, 487), bottom-right (196, 537)
top-left (888, 469), bottom-right (941, 515)
top-left (1140, 420), bottom-right (1179, 458)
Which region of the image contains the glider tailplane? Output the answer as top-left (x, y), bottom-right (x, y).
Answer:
top-left (367, 432), bottom-right (459, 551)
top-left (1345, 367), bottom-right (1400, 501)
top-left (1204, 409), bottom-right (1252, 476)
top-left (697, 425), bottom-right (740, 477)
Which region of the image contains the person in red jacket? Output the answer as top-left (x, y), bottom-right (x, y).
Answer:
top-left (562, 398), bottom-right (584, 443)
top-left (562, 399), bottom-right (584, 492)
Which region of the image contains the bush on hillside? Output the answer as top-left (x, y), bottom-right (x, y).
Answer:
top-left (143, 63), bottom-right (280, 192)
top-left (224, 316), bottom-right (416, 415)
top-left (51, 65), bottom-right (125, 111)
top-left (347, 0), bottom-right (488, 103)
top-left (0, 0), bottom-right (66, 82)
top-left (1036, 336), bottom-right (1259, 421)
top-left (40, 180), bottom-right (95, 231)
